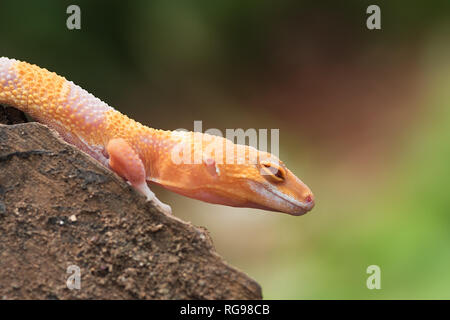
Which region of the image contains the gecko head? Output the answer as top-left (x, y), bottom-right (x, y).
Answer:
top-left (187, 149), bottom-right (315, 216)
top-left (235, 153), bottom-right (315, 216)
top-left (161, 134), bottom-right (314, 216)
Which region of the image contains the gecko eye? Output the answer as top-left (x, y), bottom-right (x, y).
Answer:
top-left (260, 160), bottom-right (286, 182)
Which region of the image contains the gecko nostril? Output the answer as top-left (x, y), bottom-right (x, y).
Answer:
top-left (305, 195), bottom-right (313, 203)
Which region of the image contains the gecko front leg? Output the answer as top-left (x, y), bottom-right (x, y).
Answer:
top-left (106, 138), bottom-right (172, 215)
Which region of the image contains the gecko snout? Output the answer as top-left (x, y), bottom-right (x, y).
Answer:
top-left (303, 194), bottom-right (315, 211)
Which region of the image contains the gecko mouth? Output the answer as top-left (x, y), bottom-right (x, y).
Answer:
top-left (248, 181), bottom-right (314, 216)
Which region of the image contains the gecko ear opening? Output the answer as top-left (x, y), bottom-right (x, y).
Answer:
top-left (203, 157), bottom-right (220, 177)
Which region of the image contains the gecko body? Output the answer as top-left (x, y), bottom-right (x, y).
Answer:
top-left (0, 57), bottom-right (314, 216)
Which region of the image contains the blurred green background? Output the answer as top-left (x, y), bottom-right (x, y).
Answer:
top-left (1, 0), bottom-right (450, 299)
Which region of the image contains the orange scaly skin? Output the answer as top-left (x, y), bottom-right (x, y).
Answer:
top-left (0, 57), bottom-right (315, 216)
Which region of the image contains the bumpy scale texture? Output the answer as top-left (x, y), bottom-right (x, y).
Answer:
top-left (0, 57), bottom-right (172, 166)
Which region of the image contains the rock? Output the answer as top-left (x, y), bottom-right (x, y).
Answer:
top-left (0, 105), bottom-right (262, 299)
